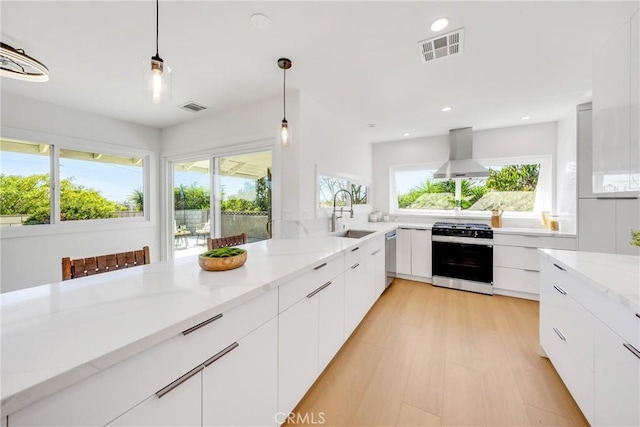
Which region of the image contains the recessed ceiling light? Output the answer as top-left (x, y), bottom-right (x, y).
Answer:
top-left (431, 18), bottom-right (449, 32)
top-left (368, 123), bottom-right (376, 128)
top-left (441, 106), bottom-right (452, 112)
top-left (403, 133), bottom-right (411, 137)
top-left (250, 13), bottom-right (271, 30)
top-left (521, 116), bottom-right (531, 120)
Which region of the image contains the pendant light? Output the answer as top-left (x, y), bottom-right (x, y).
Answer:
top-left (144, 0), bottom-right (171, 104)
top-left (0, 42), bottom-right (49, 82)
top-left (277, 58), bottom-right (292, 146)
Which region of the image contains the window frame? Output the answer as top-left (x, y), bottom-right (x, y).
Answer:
top-left (390, 155), bottom-right (552, 218)
top-left (316, 168), bottom-right (370, 216)
top-left (0, 128), bottom-right (153, 239)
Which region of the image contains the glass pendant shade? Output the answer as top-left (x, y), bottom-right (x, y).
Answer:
top-left (280, 119), bottom-right (290, 146)
top-left (144, 57), bottom-right (171, 104)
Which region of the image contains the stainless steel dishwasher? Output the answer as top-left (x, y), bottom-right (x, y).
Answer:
top-left (385, 230), bottom-right (397, 287)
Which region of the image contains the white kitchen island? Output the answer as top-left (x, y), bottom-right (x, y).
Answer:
top-left (539, 249), bottom-right (640, 426)
top-left (1, 226), bottom-right (395, 426)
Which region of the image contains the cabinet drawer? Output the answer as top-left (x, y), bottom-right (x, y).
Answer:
top-left (9, 289), bottom-right (278, 427)
top-left (493, 266), bottom-right (539, 294)
top-left (494, 245), bottom-right (539, 270)
top-left (540, 277), bottom-right (594, 371)
top-left (345, 240), bottom-right (369, 269)
top-left (494, 234), bottom-right (576, 250)
top-left (279, 255), bottom-right (343, 313)
top-left (545, 260), bottom-right (640, 349)
top-left (540, 279), bottom-right (595, 424)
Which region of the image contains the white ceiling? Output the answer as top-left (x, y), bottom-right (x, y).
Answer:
top-left (1, 1), bottom-right (638, 143)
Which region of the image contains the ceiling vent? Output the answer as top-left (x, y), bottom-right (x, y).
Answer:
top-left (179, 102), bottom-right (207, 113)
top-left (418, 28), bottom-right (465, 64)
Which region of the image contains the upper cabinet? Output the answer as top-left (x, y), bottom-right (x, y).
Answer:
top-left (592, 10), bottom-right (640, 194)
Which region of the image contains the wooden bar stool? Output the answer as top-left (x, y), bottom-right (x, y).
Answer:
top-left (62, 246), bottom-right (150, 281)
top-left (207, 233), bottom-right (247, 250)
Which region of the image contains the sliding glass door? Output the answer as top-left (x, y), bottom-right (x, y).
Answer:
top-left (171, 149), bottom-right (271, 259)
top-left (217, 151), bottom-right (272, 243)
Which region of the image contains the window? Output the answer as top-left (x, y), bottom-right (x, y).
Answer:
top-left (0, 140), bottom-right (51, 225)
top-left (392, 157), bottom-right (551, 214)
top-left (318, 175), bottom-right (368, 208)
top-left (0, 138), bottom-right (147, 228)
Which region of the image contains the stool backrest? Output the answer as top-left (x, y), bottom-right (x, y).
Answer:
top-left (62, 246), bottom-right (150, 281)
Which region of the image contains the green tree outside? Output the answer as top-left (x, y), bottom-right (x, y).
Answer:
top-left (0, 174), bottom-right (126, 224)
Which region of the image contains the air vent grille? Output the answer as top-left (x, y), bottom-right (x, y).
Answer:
top-left (179, 102), bottom-right (207, 113)
top-left (418, 28), bottom-right (465, 64)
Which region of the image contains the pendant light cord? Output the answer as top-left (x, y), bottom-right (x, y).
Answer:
top-left (283, 66), bottom-right (287, 119)
top-left (155, 0), bottom-right (159, 57)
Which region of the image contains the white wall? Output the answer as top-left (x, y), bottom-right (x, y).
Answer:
top-left (372, 122), bottom-right (557, 227)
top-left (1, 93), bottom-right (161, 292)
top-left (161, 91), bottom-right (372, 239)
top-left (298, 93), bottom-right (372, 222)
top-left (556, 109), bottom-right (578, 234)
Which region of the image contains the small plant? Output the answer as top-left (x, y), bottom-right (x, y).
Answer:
top-left (200, 247), bottom-right (246, 258)
top-left (631, 229), bottom-right (640, 247)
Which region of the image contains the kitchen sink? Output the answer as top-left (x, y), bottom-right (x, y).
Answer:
top-left (332, 229), bottom-right (375, 239)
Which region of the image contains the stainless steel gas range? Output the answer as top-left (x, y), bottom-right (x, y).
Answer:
top-left (431, 222), bottom-right (493, 295)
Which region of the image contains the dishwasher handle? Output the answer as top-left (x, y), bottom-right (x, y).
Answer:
top-left (386, 230), bottom-right (397, 240)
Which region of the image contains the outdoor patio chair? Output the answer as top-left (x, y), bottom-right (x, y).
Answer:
top-left (207, 233), bottom-right (247, 250)
top-left (195, 222), bottom-right (210, 245)
top-left (62, 246), bottom-right (150, 280)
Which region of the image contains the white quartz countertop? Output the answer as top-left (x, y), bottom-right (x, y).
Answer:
top-left (1, 229), bottom-right (397, 415)
top-left (539, 249), bottom-right (640, 313)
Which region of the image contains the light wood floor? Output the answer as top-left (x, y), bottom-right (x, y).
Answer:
top-left (289, 279), bottom-right (589, 427)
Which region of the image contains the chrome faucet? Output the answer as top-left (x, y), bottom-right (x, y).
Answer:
top-left (330, 189), bottom-right (354, 232)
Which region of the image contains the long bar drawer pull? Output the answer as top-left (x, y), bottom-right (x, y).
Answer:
top-left (307, 281), bottom-right (333, 298)
top-left (371, 249), bottom-right (381, 256)
top-left (635, 313), bottom-right (640, 319)
top-left (204, 342), bottom-right (239, 367)
top-left (553, 284), bottom-right (567, 295)
top-left (314, 263), bottom-right (327, 270)
top-left (623, 343), bottom-right (640, 360)
top-left (156, 364), bottom-right (204, 398)
top-left (351, 263), bottom-right (360, 269)
top-left (553, 263), bottom-right (565, 271)
top-left (182, 313), bottom-right (223, 335)
top-left (553, 327), bottom-right (566, 341)
top-left (351, 247), bottom-right (360, 252)
top-left (523, 269), bottom-right (538, 273)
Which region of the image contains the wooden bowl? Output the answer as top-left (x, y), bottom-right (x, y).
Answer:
top-left (198, 251), bottom-right (247, 271)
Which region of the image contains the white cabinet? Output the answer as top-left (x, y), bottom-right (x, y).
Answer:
top-left (594, 320), bottom-right (640, 427)
top-left (493, 234), bottom-right (576, 299)
top-left (577, 104), bottom-right (596, 199)
top-left (278, 264), bottom-right (345, 414)
top-left (318, 274), bottom-right (345, 372)
top-left (344, 251), bottom-right (372, 337)
top-left (278, 289), bottom-right (320, 415)
top-left (578, 198), bottom-right (617, 253)
top-left (578, 198), bottom-right (640, 255)
top-left (396, 227), bottom-right (431, 280)
top-left (540, 254), bottom-right (640, 426)
top-left (615, 198), bottom-right (640, 255)
top-left (370, 241), bottom-right (386, 298)
top-left (108, 369), bottom-right (202, 427)
top-left (203, 317), bottom-right (277, 427)
top-left (9, 290), bottom-right (279, 427)
top-left (539, 261), bottom-right (595, 423)
top-left (396, 228), bottom-right (412, 275)
top-left (593, 11), bottom-right (640, 193)
top-left (631, 12), bottom-right (640, 190)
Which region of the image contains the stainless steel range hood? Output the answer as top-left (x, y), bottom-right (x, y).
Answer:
top-left (433, 127), bottom-right (489, 179)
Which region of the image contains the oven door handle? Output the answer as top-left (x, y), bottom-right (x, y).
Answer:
top-left (431, 235), bottom-right (494, 246)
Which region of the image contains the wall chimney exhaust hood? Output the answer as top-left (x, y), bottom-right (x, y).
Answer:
top-left (433, 127), bottom-right (489, 179)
